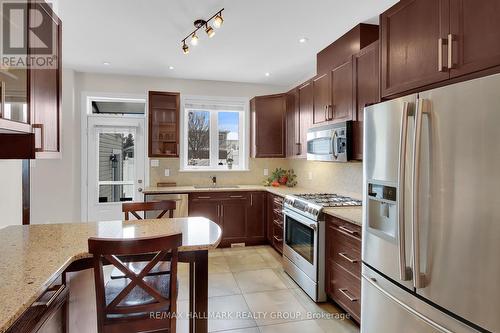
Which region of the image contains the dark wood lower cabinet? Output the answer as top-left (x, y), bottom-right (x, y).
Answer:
top-left (325, 215), bottom-right (362, 323)
top-left (188, 191), bottom-right (267, 247)
top-left (267, 194), bottom-right (284, 254)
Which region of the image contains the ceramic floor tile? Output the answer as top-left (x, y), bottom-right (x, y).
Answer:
top-left (234, 269), bottom-right (287, 293)
top-left (243, 289), bottom-right (308, 326)
top-left (214, 328), bottom-right (260, 333)
top-left (209, 256), bottom-right (231, 273)
top-left (271, 267), bottom-right (299, 289)
top-left (258, 319), bottom-right (324, 333)
top-left (209, 272), bottom-right (242, 297)
top-left (208, 294), bottom-right (257, 332)
top-left (225, 252), bottom-right (271, 272)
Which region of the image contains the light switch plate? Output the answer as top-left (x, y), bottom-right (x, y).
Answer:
top-left (263, 168), bottom-right (269, 176)
top-left (308, 171), bottom-right (313, 180)
top-left (164, 169), bottom-right (170, 177)
top-left (150, 159), bottom-right (159, 167)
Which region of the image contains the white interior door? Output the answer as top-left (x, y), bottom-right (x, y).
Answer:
top-left (87, 116), bottom-right (145, 221)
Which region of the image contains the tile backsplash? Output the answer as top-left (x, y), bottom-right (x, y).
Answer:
top-left (149, 158), bottom-right (363, 198)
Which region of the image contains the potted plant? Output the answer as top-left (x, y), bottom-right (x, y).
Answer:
top-left (226, 151), bottom-right (234, 169)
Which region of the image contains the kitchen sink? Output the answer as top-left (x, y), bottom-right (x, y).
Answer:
top-left (193, 185), bottom-right (240, 189)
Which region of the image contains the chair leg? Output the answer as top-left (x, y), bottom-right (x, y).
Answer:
top-left (189, 261), bottom-right (195, 333)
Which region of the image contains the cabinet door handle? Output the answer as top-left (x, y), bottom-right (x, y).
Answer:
top-left (217, 205), bottom-right (220, 217)
top-left (338, 288), bottom-right (358, 302)
top-left (250, 194), bottom-right (253, 206)
top-left (32, 123), bottom-right (44, 152)
top-left (229, 195), bottom-right (244, 198)
top-left (0, 81), bottom-right (5, 117)
top-left (447, 33), bottom-right (454, 69)
top-left (338, 225), bottom-right (358, 236)
top-left (338, 252), bottom-right (358, 263)
top-left (324, 105), bottom-right (328, 121)
top-left (220, 205), bottom-right (224, 217)
top-left (197, 196), bottom-right (211, 199)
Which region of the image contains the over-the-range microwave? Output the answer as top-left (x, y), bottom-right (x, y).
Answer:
top-left (306, 121), bottom-right (352, 162)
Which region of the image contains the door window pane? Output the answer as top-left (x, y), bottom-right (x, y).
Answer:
top-left (187, 111), bottom-right (210, 166)
top-left (98, 184), bottom-right (134, 203)
top-left (218, 112), bottom-right (239, 167)
top-left (98, 132), bottom-right (135, 182)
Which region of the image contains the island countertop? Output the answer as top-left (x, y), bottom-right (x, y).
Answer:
top-left (0, 217), bottom-right (222, 333)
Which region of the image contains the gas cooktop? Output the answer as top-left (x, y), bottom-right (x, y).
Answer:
top-left (293, 193), bottom-right (362, 207)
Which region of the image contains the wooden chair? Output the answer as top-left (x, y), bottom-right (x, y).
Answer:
top-left (111, 200), bottom-right (177, 280)
top-left (88, 233), bottom-right (182, 333)
top-left (122, 200), bottom-right (177, 220)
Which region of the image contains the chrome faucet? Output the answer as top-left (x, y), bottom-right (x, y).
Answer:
top-left (211, 176), bottom-right (217, 187)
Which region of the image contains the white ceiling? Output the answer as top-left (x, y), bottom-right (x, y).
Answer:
top-left (59, 0), bottom-right (397, 86)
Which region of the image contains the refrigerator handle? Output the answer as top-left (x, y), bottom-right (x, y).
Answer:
top-left (397, 102), bottom-right (412, 281)
top-left (412, 98), bottom-right (428, 289)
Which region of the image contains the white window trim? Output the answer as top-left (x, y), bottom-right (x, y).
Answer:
top-left (180, 95), bottom-right (250, 172)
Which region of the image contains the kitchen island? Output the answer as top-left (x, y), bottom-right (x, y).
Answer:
top-left (0, 217), bottom-right (222, 333)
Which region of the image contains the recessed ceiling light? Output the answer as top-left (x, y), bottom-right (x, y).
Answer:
top-left (103, 62), bottom-right (111, 66)
top-left (168, 66), bottom-right (174, 70)
top-left (299, 37), bottom-right (309, 43)
top-left (265, 72), bottom-right (270, 77)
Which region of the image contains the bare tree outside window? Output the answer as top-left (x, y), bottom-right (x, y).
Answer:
top-left (188, 111), bottom-right (210, 166)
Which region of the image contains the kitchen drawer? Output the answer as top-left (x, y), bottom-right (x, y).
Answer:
top-left (327, 216), bottom-right (361, 241)
top-left (272, 223), bottom-right (284, 253)
top-left (273, 195), bottom-right (284, 207)
top-left (329, 224), bottom-right (361, 278)
top-left (330, 262), bottom-right (361, 322)
top-left (190, 192), bottom-right (248, 201)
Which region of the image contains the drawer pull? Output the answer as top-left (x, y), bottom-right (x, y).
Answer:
top-left (338, 225), bottom-right (358, 236)
top-left (273, 236), bottom-right (283, 242)
top-left (229, 195), bottom-right (244, 198)
top-left (197, 196), bottom-right (211, 199)
top-left (273, 208), bottom-right (283, 215)
top-left (274, 219), bottom-right (283, 226)
top-left (338, 288), bottom-right (358, 302)
top-left (338, 252), bottom-right (358, 263)
top-left (33, 284), bottom-right (66, 308)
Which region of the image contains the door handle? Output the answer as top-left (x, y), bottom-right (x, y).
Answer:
top-left (412, 98), bottom-right (428, 289)
top-left (398, 101), bottom-right (412, 281)
top-left (338, 288), bottom-right (358, 302)
top-left (438, 38), bottom-right (445, 72)
top-left (447, 34), bottom-right (454, 69)
top-left (338, 252), bottom-right (358, 263)
top-left (32, 123), bottom-right (44, 152)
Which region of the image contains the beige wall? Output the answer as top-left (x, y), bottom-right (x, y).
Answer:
top-left (150, 158), bottom-right (289, 187)
top-left (288, 159), bottom-right (363, 198)
top-left (0, 160), bottom-right (23, 228)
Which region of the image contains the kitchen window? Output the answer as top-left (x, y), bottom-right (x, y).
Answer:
top-left (181, 96), bottom-right (248, 171)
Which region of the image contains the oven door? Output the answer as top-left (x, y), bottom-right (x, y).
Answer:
top-left (283, 209), bottom-right (318, 281)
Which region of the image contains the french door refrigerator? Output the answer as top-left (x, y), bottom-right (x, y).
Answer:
top-left (361, 73), bottom-right (500, 333)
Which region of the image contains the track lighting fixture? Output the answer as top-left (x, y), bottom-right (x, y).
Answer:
top-left (181, 8), bottom-right (224, 54)
top-left (205, 24), bottom-right (215, 38)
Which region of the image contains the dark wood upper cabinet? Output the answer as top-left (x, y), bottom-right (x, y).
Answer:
top-left (449, 0), bottom-right (500, 78)
top-left (285, 89), bottom-right (299, 157)
top-left (380, 0), bottom-right (450, 98)
top-left (312, 73), bottom-right (331, 124)
top-left (0, 1), bottom-right (62, 159)
top-left (353, 41), bottom-right (380, 160)
top-left (330, 59), bottom-right (354, 122)
top-left (297, 82), bottom-right (313, 159)
top-left (30, 1), bottom-right (62, 158)
top-left (250, 93), bottom-right (286, 158)
top-left (148, 91), bottom-right (180, 158)
top-left (317, 24), bottom-right (379, 75)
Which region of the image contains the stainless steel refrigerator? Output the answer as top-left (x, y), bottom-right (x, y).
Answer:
top-left (361, 73), bottom-right (500, 333)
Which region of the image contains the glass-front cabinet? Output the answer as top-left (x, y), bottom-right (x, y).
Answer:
top-left (148, 91), bottom-right (180, 157)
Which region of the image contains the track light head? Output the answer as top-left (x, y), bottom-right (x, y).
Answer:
top-left (214, 13), bottom-right (223, 28)
top-left (190, 33), bottom-right (199, 46)
top-left (205, 24), bottom-right (215, 38)
top-left (182, 41), bottom-right (189, 54)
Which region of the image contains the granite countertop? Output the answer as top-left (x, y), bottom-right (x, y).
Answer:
top-left (0, 218), bottom-right (221, 333)
top-left (143, 185), bottom-right (363, 226)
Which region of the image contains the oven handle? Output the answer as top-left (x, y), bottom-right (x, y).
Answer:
top-left (282, 208), bottom-right (320, 230)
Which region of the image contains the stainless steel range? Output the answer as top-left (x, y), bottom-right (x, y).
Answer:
top-left (282, 193), bottom-right (361, 302)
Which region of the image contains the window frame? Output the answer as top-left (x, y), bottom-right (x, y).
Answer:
top-left (180, 96), bottom-right (249, 172)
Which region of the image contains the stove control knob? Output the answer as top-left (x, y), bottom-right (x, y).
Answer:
top-left (312, 209), bottom-right (319, 216)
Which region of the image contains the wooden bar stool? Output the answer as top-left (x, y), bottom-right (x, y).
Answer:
top-left (88, 233), bottom-right (182, 333)
top-left (122, 200), bottom-right (177, 220)
top-left (111, 200), bottom-right (177, 280)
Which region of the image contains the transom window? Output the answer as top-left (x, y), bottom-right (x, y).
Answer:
top-left (182, 97), bottom-right (248, 171)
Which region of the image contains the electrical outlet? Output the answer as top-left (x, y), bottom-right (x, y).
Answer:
top-left (263, 168), bottom-right (269, 176)
top-left (308, 171), bottom-right (313, 180)
top-left (150, 159), bottom-right (159, 167)
top-left (164, 169), bottom-right (170, 177)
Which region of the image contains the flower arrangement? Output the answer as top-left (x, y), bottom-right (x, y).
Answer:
top-left (263, 168), bottom-right (297, 187)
